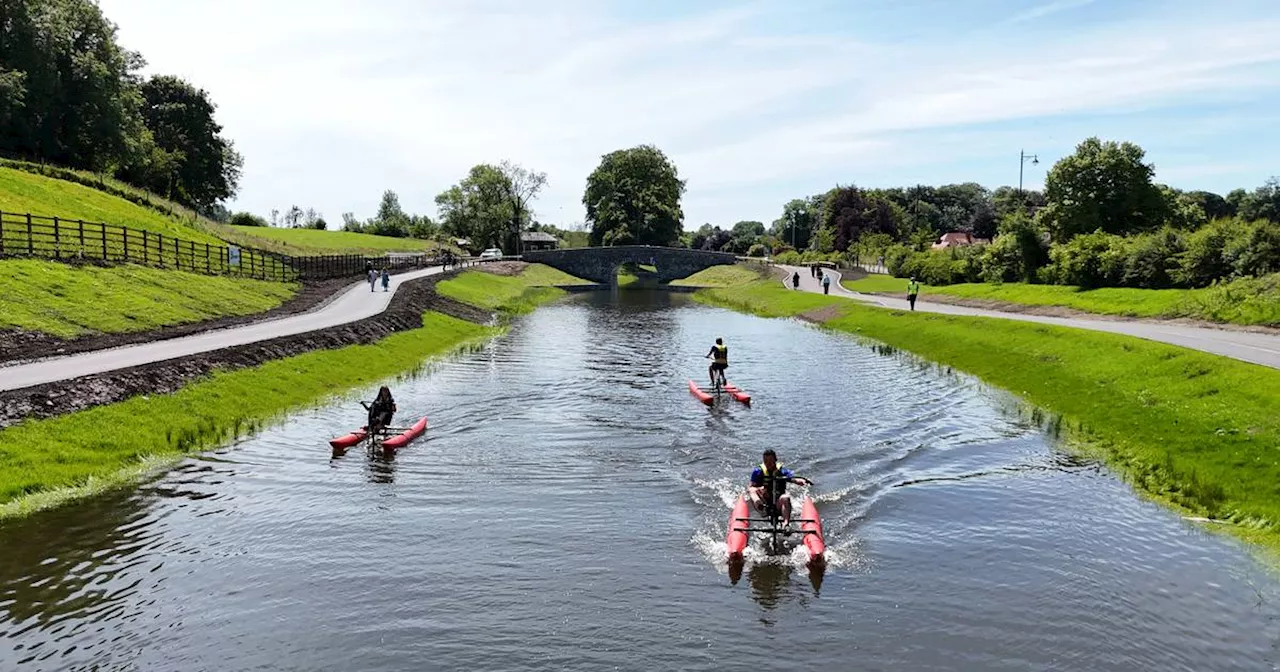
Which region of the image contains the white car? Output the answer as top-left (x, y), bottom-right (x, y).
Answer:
top-left (479, 248), bottom-right (503, 260)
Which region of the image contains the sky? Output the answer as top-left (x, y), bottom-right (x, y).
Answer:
top-left (98, 0), bottom-right (1280, 230)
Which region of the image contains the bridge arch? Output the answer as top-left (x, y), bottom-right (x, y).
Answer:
top-left (521, 246), bottom-right (737, 284)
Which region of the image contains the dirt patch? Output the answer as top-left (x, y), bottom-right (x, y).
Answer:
top-left (473, 260), bottom-right (526, 277)
top-left (0, 269), bottom-right (495, 428)
top-left (797, 304), bottom-right (847, 324)
top-left (0, 275), bottom-right (357, 366)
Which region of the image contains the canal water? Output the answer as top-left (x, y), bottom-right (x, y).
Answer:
top-left (2, 290), bottom-right (1278, 671)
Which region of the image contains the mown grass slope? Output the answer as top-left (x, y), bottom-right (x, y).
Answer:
top-left (0, 259), bottom-right (298, 338)
top-left (226, 225), bottom-right (448, 255)
top-left (0, 167), bottom-right (223, 244)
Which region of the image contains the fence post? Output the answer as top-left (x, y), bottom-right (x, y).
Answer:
top-left (26, 213), bottom-right (33, 256)
top-left (205, 243), bottom-right (211, 274)
top-left (54, 216), bottom-right (61, 259)
top-left (123, 225), bottom-right (129, 261)
top-left (174, 237), bottom-right (179, 270)
top-left (78, 219), bottom-right (84, 257)
top-left (0, 211), bottom-right (5, 256)
top-left (101, 222), bottom-right (108, 260)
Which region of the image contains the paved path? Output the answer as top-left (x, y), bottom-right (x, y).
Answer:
top-left (0, 265), bottom-right (448, 392)
top-left (779, 265), bottom-right (1280, 370)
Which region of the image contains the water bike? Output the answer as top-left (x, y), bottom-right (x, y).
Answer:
top-left (329, 407), bottom-right (428, 454)
top-left (726, 474), bottom-right (824, 563)
top-left (688, 379), bottom-right (751, 406)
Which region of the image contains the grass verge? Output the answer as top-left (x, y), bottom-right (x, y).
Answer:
top-left (0, 266), bottom-right (573, 516)
top-left (670, 264), bottom-right (764, 287)
top-left (0, 259), bottom-right (297, 338)
top-left (698, 271), bottom-right (1280, 554)
top-left (435, 264), bottom-right (580, 312)
top-left (226, 225), bottom-right (449, 255)
top-left (0, 166), bottom-right (223, 245)
top-left (842, 272), bottom-right (1280, 327)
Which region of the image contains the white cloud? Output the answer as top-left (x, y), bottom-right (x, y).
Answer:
top-left (999, 0), bottom-right (1100, 27)
top-left (97, 0), bottom-right (1280, 227)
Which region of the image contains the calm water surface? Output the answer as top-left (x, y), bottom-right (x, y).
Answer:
top-left (2, 290), bottom-right (1279, 671)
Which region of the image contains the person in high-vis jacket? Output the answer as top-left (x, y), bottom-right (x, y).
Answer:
top-left (706, 338), bottom-right (729, 388)
top-left (907, 277), bottom-right (920, 311)
top-left (748, 449), bottom-right (812, 526)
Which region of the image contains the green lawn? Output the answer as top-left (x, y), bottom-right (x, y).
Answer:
top-left (227, 226), bottom-right (447, 255)
top-left (436, 264), bottom-right (581, 312)
top-left (0, 265), bottom-right (576, 516)
top-left (671, 264), bottom-right (765, 287)
top-left (842, 273), bottom-right (1280, 327)
top-left (0, 259), bottom-right (298, 339)
top-left (0, 167), bottom-right (222, 245)
top-left (696, 274), bottom-right (1280, 555)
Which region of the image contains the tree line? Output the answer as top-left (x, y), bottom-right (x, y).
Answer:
top-left (0, 0), bottom-right (243, 215)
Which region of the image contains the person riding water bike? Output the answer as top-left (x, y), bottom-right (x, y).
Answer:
top-left (748, 449), bottom-right (812, 527)
top-left (361, 386), bottom-right (397, 436)
top-left (705, 338), bottom-right (729, 389)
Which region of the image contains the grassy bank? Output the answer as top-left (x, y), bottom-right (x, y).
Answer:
top-left (227, 225), bottom-right (450, 255)
top-left (436, 264), bottom-right (581, 313)
top-left (0, 167), bottom-right (223, 244)
top-left (0, 259), bottom-right (297, 338)
top-left (0, 265), bottom-right (573, 517)
top-left (842, 272), bottom-right (1280, 327)
top-left (671, 264), bottom-right (764, 287)
top-left (698, 272), bottom-right (1280, 553)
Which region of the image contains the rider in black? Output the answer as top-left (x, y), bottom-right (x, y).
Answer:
top-left (362, 386), bottom-right (397, 434)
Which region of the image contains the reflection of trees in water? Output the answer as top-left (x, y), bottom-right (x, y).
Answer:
top-left (580, 290), bottom-right (683, 386)
top-left (0, 482), bottom-right (156, 627)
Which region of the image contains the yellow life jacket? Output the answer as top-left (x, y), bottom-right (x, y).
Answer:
top-left (713, 343), bottom-right (728, 365)
top-left (758, 462), bottom-right (787, 493)
top-left (908, 280), bottom-right (920, 294)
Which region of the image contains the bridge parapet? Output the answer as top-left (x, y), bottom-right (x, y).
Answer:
top-left (522, 245), bottom-right (736, 284)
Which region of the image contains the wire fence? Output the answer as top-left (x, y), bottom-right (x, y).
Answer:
top-left (0, 211), bottom-right (447, 282)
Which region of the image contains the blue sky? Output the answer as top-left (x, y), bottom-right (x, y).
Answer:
top-left (99, 0), bottom-right (1280, 229)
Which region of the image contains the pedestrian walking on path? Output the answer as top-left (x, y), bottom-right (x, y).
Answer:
top-left (381, 268), bottom-right (390, 292)
top-left (368, 269), bottom-right (377, 292)
top-left (791, 271), bottom-right (800, 289)
top-left (907, 277), bottom-right (920, 311)
top-left (822, 273), bottom-right (831, 295)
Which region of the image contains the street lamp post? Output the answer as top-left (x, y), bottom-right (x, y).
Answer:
top-left (1019, 150), bottom-right (1039, 195)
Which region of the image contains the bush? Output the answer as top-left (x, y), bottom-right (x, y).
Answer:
top-left (747, 243), bottom-right (768, 257)
top-left (1122, 228), bottom-right (1184, 289)
top-left (1177, 219), bottom-right (1234, 286)
top-left (228, 211), bottom-right (268, 227)
top-left (774, 250), bottom-right (802, 265)
top-left (1044, 230), bottom-right (1128, 288)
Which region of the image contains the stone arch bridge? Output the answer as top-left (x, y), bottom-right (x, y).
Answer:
top-left (521, 245), bottom-right (738, 284)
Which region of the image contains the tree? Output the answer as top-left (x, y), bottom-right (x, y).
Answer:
top-left (992, 186), bottom-right (1046, 220)
top-left (727, 220), bottom-right (765, 253)
top-left (341, 212), bottom-right (364, 233)
top-left (1039, 137), bottom-right (1168, 240)
top-left (1236, 177), bottom-right (1280, 223)
top-left (823, 186), bottom-right (899, 252)
top-left (118, 75), bottom-right (242, 208)
top-left (1183, 190), bottom-right (1232, 220)
top-left (228, 211), bottom-right (267, 227)
top-left (496, 161), bottom-right (547, 254)
top-left (367, 189), bottom-right (410, 237)
top-left (283, 205), bottom-right (303, 228)
top-left (584, 145), bottom-right (685, 247)
top-left (435, 164), bottom-right (512, 249)
top-left (0, 0), bottom-right (146, 172)
top-left (771, 198), bottom-right (818, 250)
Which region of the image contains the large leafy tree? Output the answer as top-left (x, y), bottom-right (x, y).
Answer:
top-left (436, 164), bottom-right (513, 249)
top-left (1039, 137), bottom-right (1168, 240)
top-left (496, 160), bottom-right (547, 253)
top-left (771, 197), bottom-right (819, 250)
top-left (823, 186), bottom-right (900, 252)
top-left (1236, 177), bottom-right (1280, 223)
top-left (119, 75), bottom-right (243, 209)
top-left (584, 145), bottom-right (685, 247)
top-left (0, 0), bottom-right (146, 172)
